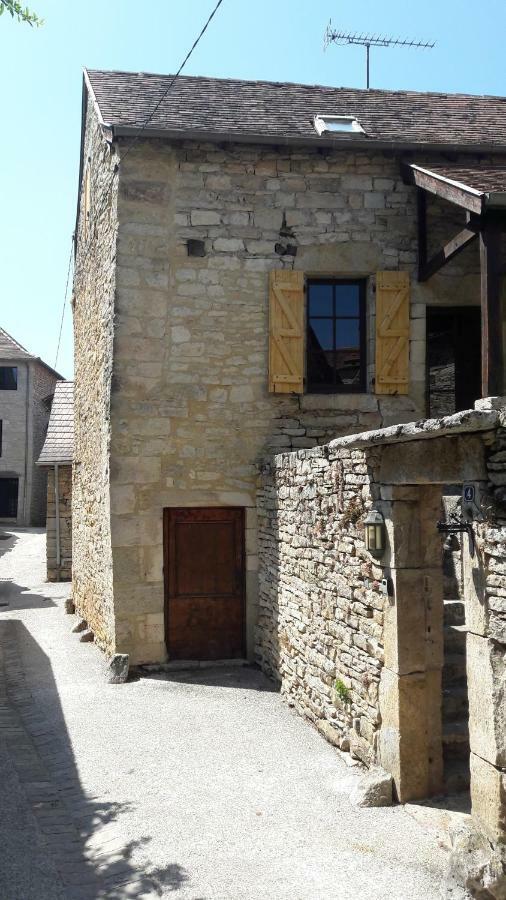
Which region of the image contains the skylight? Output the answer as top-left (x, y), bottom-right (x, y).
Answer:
top-left (313, 115), bottom-right (365, 136)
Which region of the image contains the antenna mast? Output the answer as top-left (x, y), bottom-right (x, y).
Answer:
top-left (324, 24), bottom-right (435, 89)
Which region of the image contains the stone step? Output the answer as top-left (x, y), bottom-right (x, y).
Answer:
top-left (444, 759), bottom-right (471, 794)
top-left (443, 624), bottom-right (467, 655)
top-left (443, 719), bottom-right (469, 745)
top-left (443, 600), bottom-right (465, 627)
top-left (443, 720), bottom-right (470, 761)
top-left (442, 686), bottom-right (469, 721)
top-left (442, 653), bottom-right (467, 686)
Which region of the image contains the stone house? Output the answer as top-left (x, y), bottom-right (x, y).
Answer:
top-left (37, 381), bottom-right (74, 581)
top-left (0, 327), bottom-right (61, 526)
top-left (73, 69), bottom-right (506, 669)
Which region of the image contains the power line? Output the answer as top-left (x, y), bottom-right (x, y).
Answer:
top-left (54, 238), bottom-right (74, 371)
top-left (121, 0), bottom-right (225, 164)
top-left (75, 0), bottom-right (226, 266)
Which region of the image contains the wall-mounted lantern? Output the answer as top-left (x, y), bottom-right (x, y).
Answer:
top-left (364, 509), bottom-right (386, 559)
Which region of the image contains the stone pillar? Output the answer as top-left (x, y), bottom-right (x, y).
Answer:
top-left (379, 484), bottom-right (444, 801)
top-left (464, 540), bottom-right (506, 843)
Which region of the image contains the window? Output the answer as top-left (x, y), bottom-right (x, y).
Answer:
top-left (0, 478), bottom-right (18, 518)
top-left (307, 280), bottom-right (366, 392)
top-left (0, 367), bottom-right (17, 390)
top-left (314, 115), bottom-right (365, 136)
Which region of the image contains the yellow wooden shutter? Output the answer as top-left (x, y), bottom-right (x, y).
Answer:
top-left (268, 270), bottom-right (304, 393)
top-left (375, 271), bottom-right (410, 395)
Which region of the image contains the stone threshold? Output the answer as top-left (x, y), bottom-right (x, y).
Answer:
top-left (135, 658), bottom-right (250, 674)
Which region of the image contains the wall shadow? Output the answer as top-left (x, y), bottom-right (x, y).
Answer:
top-left (0, 618), bottom-right (189, 899)
top-left (137, 663), bottom-right (278, 693)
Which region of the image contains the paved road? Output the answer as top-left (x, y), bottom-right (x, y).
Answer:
top-left (0, 528), bottom-right (453, 899)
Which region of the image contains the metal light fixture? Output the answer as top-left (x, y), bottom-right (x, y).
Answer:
top-left (364, 509), bottom-right (385, 559)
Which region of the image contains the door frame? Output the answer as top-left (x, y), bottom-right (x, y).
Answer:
top-left (163, 506), bottom-right (246, 660)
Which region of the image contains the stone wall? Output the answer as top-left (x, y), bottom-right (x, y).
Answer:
top-left (46, 465), bottom-right (72, 581)
top-left (256, 442), bottom-right (385, 759)
top-left (105, 136), bottom-right (486, 664)
top-left (72, 97), bottom-right (118, 653)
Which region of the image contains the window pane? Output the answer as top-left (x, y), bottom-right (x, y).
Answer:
top-left (335, 284), bottom-right (360, 316)
top-left (0, 367), bottom-right (17, 390)
top-left (308, 283), bottom-right (333, 316)
top-left (335, 319), bottom-right (361, 385)
top-left (311, 318), bottom-right (333, 350)
top-left (307, 320), bottom-right (334, 386)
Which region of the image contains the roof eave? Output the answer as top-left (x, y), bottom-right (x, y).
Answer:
top-left (36, 457), bottom-right (73, 467)
top-left (109, 123), bottom-right (506, 155)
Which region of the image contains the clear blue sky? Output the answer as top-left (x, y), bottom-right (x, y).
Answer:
top-left (1, 0), bottom-right (505, 379)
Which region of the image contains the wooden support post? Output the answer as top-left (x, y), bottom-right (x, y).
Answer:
top-left (417, 188), bottom-right (427, 281)
top-left (480, 221), bottom-right (504, 397)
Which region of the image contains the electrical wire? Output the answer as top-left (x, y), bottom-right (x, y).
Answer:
top-left (74, 0), bottom-right (226, 265)
top-left (54, 239), bottom-right (74, 371)
top-left (121, 0), bottom-right (225, 164)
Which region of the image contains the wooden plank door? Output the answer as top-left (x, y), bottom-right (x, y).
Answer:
top-left (164, 507), bottom-right (245, 660)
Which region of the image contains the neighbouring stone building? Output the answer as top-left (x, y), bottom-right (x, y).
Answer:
top-left (73, 69), bottom-right (506, 889)
top-left (37, 381), bottom-right (74, 581)
top-left (0, 328), bottom-right (61, 526)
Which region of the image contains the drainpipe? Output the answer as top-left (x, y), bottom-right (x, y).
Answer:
top-left (54, 463), bottom-right (61, 581)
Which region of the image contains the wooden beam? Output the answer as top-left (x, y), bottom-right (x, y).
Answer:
top-left (419, 225), bottom-right (479, 282)
top-left (480, 221), bottom-right (504, 397)
top-left (402, 163), bottom-right (484, 215)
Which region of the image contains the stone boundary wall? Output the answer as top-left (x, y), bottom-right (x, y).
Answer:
top-left (256, 405), bottom-right (506, 798)
top-left (256, 440), bottom-right (385, 759)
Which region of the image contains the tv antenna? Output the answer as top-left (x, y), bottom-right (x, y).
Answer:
top-left (324, 23), bottom-right (435, 89)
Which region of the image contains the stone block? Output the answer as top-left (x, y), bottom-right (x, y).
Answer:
top-left (380, 435), bottom-right (487, 485)
top-left (379, 667), bottom-right (443, 801)
top-left (470, 752), bottom-right (506, 844)
top-left (107, 654), bottom-right (130, 683)
top-left (351, 767), bottom-right (393, 807)
top-left (384, 567), bottom-right (443, 675)
top-left (467, 632), bottom-right (506, 768)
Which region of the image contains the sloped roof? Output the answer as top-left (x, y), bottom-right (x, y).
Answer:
top-left (404, 162), bottom-right (506, 213)
top-left (85, 69), bottom-right (506, 151)
top-left (37, 381), bottom-right (74, 465)
top-left (0, 327), bottom-right (35, 361)
top-left (0, 327), bottom-right (63, 379)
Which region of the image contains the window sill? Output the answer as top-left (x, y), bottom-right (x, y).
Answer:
top-left (299, 393), bottom-right (379, 412)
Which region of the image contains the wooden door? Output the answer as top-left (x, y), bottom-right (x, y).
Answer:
top-left (164, 507), bottom-right (245, 660)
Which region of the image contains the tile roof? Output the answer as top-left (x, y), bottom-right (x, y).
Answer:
top-left (0, 327), bottom-right (34, 361)
top-left (37, 381), bottom-right (74, 465)
top-left (0, 327), bottom-right (64, 379)
top-left (85, 69), bottom-right (506, 150)
top-left (412, 164), bottom-right (506, 196)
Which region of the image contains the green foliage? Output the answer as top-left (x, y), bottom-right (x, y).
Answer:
top-left (0, 0), bottom-right (43, 26)
top-left (334, 679), bottom-right (351, 703)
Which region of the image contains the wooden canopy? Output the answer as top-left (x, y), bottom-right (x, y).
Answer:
top-left (402, 162), bottom-right (506, 398)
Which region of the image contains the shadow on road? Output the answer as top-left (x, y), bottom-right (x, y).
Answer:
top-left (0, 581), bottom-right (57, 610)
top-left (0, 618), bottom-right (189, 898)
top-left (138, 663), bottom-right (279, 694)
